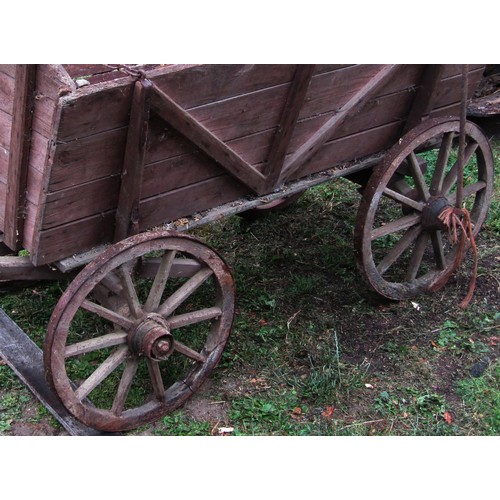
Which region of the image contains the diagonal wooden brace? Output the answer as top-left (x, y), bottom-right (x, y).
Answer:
top-left (278, 64), bottom-right (401, 185)
top-left (150, 83), bottom-right (266, 194)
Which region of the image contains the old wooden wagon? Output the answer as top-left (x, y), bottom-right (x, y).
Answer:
top-left (0, 64), bottom-right (495, 432)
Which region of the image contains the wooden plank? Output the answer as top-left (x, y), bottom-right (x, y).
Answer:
top-left (0, 71), bottom-right (14, 115)
top-left (0, 256), bottom-right (67, 281)
top-left (114, 79), bottom-right (152, 242)
top-left (262, 65), bottom-right (315, 189)
top-left (151, 84), bottom-right (266, 194)
top-left (42, 176), bottom-right (120, 229)
top-left (4, 65), bottom-right (37, 249)
top-left (294, 121), bottom-right (404, 180)
top-left (279, 64), bottom-right (401, 184)
top-left (0, 108), bottom-right (12, 150)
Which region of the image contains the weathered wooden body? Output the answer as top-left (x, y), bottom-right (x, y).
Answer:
top-left (0, 64), bottom-right (485, 266)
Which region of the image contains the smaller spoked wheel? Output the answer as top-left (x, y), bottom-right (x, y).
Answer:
top-left (44, 231), bottom-right (235, 432)
top-left (354, 117), bottom-right (494, 300)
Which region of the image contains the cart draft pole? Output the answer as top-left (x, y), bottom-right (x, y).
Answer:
top-left (4, 65), bottom-right (37, 251)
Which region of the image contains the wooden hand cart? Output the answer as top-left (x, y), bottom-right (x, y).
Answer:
top-left (0, 64), bottom-right (495, 432)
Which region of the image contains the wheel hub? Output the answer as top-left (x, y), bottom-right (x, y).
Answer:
top-left (129, 313), bottom-right (174, 361)
top-left (421, 196), bottom-right (451, 231)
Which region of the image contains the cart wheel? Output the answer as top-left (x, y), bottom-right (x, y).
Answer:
top-left (239, 191), bottom-right (304, 219)
top-left (354, 117), bottom-right (494, 300)
top-left (44, 231), bottom-right (234, 432)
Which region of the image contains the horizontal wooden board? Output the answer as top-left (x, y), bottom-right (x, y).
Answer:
top-left (0, 65), bottom-right (16, 78)
top-left (0, 71), bottom-right (14, 115)
top-left (0, 108), bottom-right (12, 150)
top-left (33, 174), bottom-right (248, 265)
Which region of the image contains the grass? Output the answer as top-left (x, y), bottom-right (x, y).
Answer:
top-left (0, 139), bottom-right (499, 436)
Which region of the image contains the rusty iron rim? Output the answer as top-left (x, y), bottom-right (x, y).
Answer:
top-left (354, 117), bottom-right (494, 300)
top-left (44, 231), bottom-right (235, 432)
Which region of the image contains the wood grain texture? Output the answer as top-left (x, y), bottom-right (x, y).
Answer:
top-left (4, 65), bottom-right (37, 249)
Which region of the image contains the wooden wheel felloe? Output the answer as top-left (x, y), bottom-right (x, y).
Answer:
top-left (354, 117), bottom-right (494, 300)
top-left (43, 231), bottom-right (235, 432)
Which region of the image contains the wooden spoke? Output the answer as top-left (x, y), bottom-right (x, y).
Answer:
top-left (430, 131), bottom-right (454, 195)
top-left (447, 181), bottom-right (487, 206)
top-left (382, 187), bottom-right (425, 211)
top-left (158, 267), bottom-right (214, 318)
top-left (144, 250), bottom-right (176, 312)
top-left (430, 231), bottom-right (446, 270)
top-left (74, 345), bottom-right (128, 401)
top-left (146, 359), bottom-right (165, 400)
top-left (167, 307), bottom-right (222, 330)
top-left (111, 357), bottom-right (139, 416)
top-left (376, 225), bottom-right (422, 275)
top-left (408, 152), bottom-right (430, 201)
top-left (371, 213), bottom-right (421, 241)
top-left (442, 141), bottom-right (479, 195)
top-left (82, 299), bottom-right (134, 330)
top-left (64, 332), bottom-right (128, 358)
top-left (118, 263), bottom-right (142, 318)
top-left (405, 232), bottom-right (429, 281)
top-left (173, 340), bottom-right (207, 363)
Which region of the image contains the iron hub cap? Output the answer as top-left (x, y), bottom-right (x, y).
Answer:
top-left (129, 313), bottom-right (174, 361)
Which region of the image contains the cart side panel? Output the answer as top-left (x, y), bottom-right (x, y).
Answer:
top-left (29, 64), bottom-right (486, 266)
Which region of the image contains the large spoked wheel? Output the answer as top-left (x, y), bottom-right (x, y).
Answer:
top-left (354, 117), bottom-right (494, 300)
top-left (44, 231), bottom-right (235, 432)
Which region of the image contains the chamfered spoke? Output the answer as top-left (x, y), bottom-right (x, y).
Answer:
top-left (111, 357), bottom-right (139, 416)
top-left (405, 231), bottom-right (429, 281)
top-left (430, 231), bottom-right (446, 270)
top-left (167, 306), bottom-right (222, 330)
top-left (382, 187), bottom-right (425, 211)
top-left (447, 180), bottom-right (487, 206)
top-left (409, 152), bottom-right (430, 201)
top-left (82, 300), bottom-right (134, 330)
top-left (173, 340), bottom-right (207, 363)
top-left (158, 267), bottom-right (214, 318)
top-left (64, 332), bottom-right (128, 358)
top-left (144, 250), bottom-right (176, 312)
top-left (376, 225), bottom-right (422, 275)
top-left (430, 131), bottom-right (454, 195)
top-left (74, 345), bottom-right (129, 401)
top-left (118, 263), bottom-right (142, 318)
top-left (442, 141), bottom-right (479, 195)
top-left (371, 213), bottom-right (421, 240)
top-left (146, 359), bottom-right (165, 400)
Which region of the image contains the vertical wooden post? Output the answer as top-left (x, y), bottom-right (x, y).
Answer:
top-left (4, 64), bottom-right (37, 250)
top-left (262, 65), bottom-right (315, 190)
top-left (114, 79), bottom-right (152, 243)
top-left (402, 64), bottom-right (445, 134)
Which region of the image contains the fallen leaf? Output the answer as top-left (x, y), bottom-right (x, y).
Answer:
top-left (487, 336), bottom-right (498, 346)
top-left (411, 301), bottom-right (421, 311)
top-left (292, 407), bottom-right (302, 415)
top-left (443, 411), bottom-right (453, 424)
top-left (364, 383), bottom-right (374, 389)
top-left (218, 427), bottom-right (234, 435)
top-left (321, 406), bottom-right (335, 419)
top-left (258, 319), bottom-right (268, 326)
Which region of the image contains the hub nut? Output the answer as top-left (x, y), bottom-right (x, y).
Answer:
top-left (129, 314), bottom-right (174, 361)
